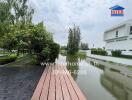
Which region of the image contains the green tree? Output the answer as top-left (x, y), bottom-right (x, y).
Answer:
top-left (0, 2), bottom-right (11, 36)
top-left (48, 42), bottom-right (60, 62)
top-left (2, 33), bottom-right (17, 52)
top-left (0, 0), bottom-right (60, 64)
top-left (67, 25), bottom-right (81, 54)
top-left (30, 22), bottom-right (53, 53)
top-left (12, 0), bottom-right (34, 24)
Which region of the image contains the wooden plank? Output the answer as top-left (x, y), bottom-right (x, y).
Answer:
top-left (31, 66), bottom-right (48, 100)
top-left (32, 64), bottom-right (86, 100)
top-left (57, 65), bottom-right (71, 100)
top-left (40, 66), bottom-right (52, 100)
top-left (48, 65), bottom-right (55, 100)
top-left (62, 66), bottom-right (86, 100)
top-left (55, 65), bottom-right (63, 100)
top-left (63, 66), bottom-right (79, 100)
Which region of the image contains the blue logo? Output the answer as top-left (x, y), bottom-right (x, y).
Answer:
top-left (110, 5), bottom-right (125, 16)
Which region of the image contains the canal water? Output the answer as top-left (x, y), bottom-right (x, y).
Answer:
top-left (56, 54), bottom-right (132, 100)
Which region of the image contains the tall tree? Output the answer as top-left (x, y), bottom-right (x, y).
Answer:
top-left (12, 0), bottom-right (34, 27)
top-left (0, 1), bottom-right (11, 36)
top-left (67, 25), bottom-right (81, 54)
top-left (0, 0), bottom-right (34, 53)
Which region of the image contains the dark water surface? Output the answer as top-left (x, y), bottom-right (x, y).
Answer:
top-left (56, 54), bottom-right (132, 100)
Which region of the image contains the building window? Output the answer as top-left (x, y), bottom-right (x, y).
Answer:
top-left (130, 26), bottom-right (132, 34)
top-left (116, 31), bottom-right (118, 37)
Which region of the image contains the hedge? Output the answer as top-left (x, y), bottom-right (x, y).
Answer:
top-left (0, 55), bottom-right (17, 65)
top-left (120, 55), bottom-right (132, 59)
top-left (111, 50), bottom-right (122, 57)
top-left (111, 50), bottom-right (132, 59)
top-left (91, 48), bottom-right (108, 56)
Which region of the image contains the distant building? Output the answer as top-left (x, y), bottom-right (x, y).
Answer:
top-left (104, 19), bottom-right (132, 55)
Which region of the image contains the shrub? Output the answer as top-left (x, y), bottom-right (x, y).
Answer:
top-left (91, 48), bottom-right (108, 56)
top-left (33, 42), bottom-right (60, 64)
top-left (120, 55), bottom-right (132, 59)
top-left (111, 50), bottom-right (122, 57)
top-left (0, 55), bottom-right (17, 65)
top-left (48, 42), bottom-right (60, 62)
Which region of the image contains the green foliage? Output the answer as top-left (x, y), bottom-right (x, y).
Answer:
top-left (35, 42), bottom-right (60, 64)
top-left (0, 55), bottom-right (17, 65)
top-left (120, 55), bottom-right (132, 59)
top-left (2, 34), bottom-right (17, 51)
top-left (11, 0), bottom-right (34, 24)
top-left (30, 22), bottom-right (53, 53)
top-left (0, 0), bottom-right (34, 37)
top-left (0, 0), bottom-right (34, 49)
top-left (36, 47), bottom-right (51, 64)
top-left (0, 2), bottom-right (11, 36)
top-left (67, 25), bottom-right (81, 54)
top-left (29, 23), bottom-right (60, 64)
top-left (48, 42), bottom-right (60, 62)
top-left (0, 0), bottom-right (60, 65)
top-left (91, 48), bottom-right (108, 56)
top-left (111, 50), bottom-right (122, 57)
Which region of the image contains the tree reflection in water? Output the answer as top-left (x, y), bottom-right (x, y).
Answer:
top-left (66, 52), bottom-right (87, 80)
top-left (66, 54), bottom-right (79, 80)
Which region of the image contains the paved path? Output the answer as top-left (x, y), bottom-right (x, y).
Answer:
top-left (31, 64), bottom-right (86, 100)
top-left (87, 54), bottom-right (132, 66)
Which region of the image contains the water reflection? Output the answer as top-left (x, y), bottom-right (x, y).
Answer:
top-left (58, 52), bottom-right (132, 100)
top-left (66, 54), bottom-right (79, 80)
top-left (66, 52), bottom-right (87, 80)
top-left (89, 61), bottom-right (105, 70)
top-left (88, 58), bottom-right (132, 100)
top-left (101, 69), bottom-right (132, 100)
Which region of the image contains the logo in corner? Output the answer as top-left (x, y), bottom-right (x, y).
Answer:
top-left (110, 5), bottom-right (125, 16)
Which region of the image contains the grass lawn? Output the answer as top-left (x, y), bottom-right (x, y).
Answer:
top-left (0, 51), bottom-right (28, 65)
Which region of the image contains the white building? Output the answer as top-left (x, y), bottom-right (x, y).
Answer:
top-left (104, 19), bottom-right (132, 55)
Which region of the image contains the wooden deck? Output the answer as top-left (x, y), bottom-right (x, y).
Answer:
top-left (31, 64), bottom-right (86, 100)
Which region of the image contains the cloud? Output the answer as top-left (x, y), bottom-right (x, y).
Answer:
top-left (29, 0), bottom-right (132, 47)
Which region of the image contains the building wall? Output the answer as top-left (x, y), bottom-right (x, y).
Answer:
top-left (104, 22), bottom-right (132, 55)
top-left (105, 39), bottom-right (132, 50)
top-left (104, 30), bottom-right (116, 40)
top-left (104, 25), bottom-right (127, 40)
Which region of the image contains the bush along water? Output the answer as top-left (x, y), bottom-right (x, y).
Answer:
top-left (91, 48), bottom-right (108, 56)
top-left (111, 50), bottom-right (122, 57)
top-left (32, 42), bottom-right (60, 65)
top-left (111, 50), bottom-right (132, 59)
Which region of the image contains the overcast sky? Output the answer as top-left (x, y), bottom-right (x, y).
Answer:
top-left (29, 0), bottom-right (132, 48)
